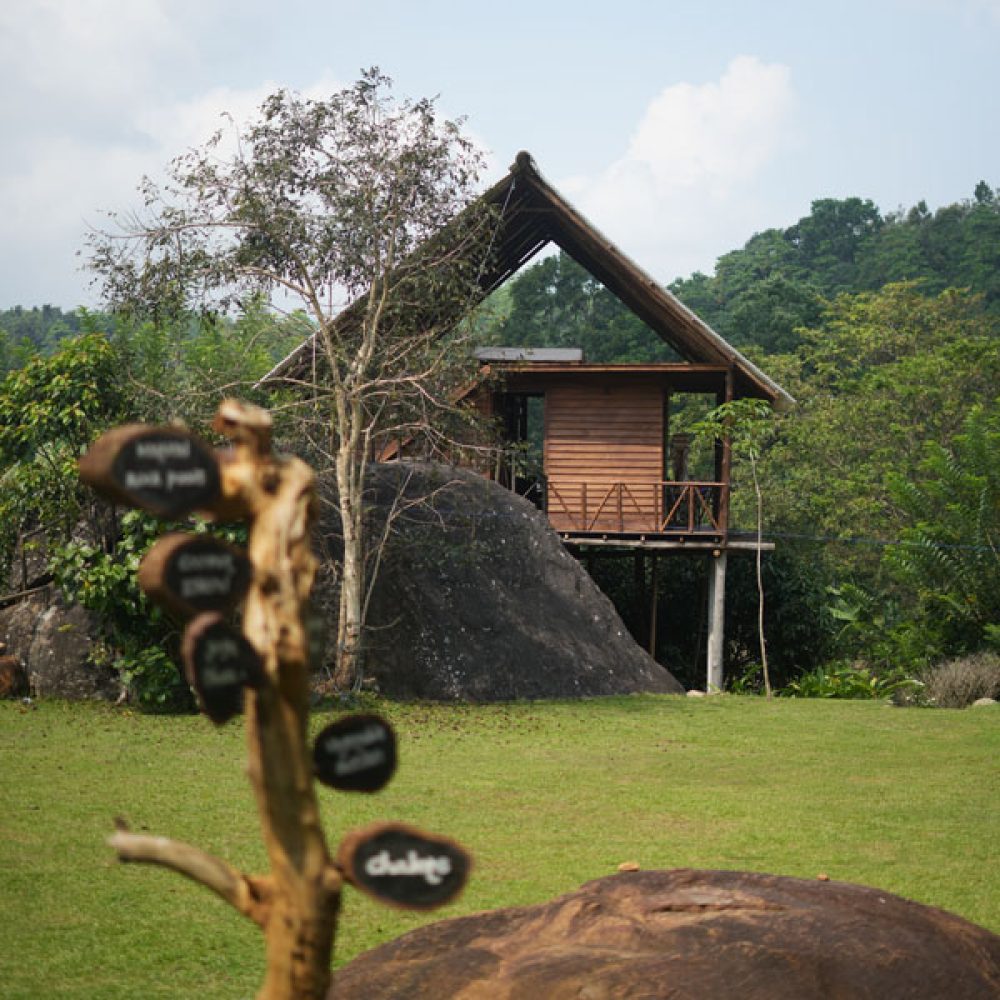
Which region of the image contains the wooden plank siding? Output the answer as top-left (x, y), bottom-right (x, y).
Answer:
top-left (544, 381), bottom-right (664, 532)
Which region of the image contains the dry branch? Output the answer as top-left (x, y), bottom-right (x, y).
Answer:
top-left (108, 824), bottom-right (273, 927)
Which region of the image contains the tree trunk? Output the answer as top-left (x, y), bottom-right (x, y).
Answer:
top-left (333, 436), bottom-right (365, 691)
top-left (751, 454), bottom-right (772, 699)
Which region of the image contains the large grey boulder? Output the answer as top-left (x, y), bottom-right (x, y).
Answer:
top-left (317, 463), bottom-right (683, 701)
top-left (0, 596), bottom-right (118, 700)
top-left (329, 868), bottom-right (1000, 999)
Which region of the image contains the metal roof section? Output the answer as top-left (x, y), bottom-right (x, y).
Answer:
top-left (474, 347), bottom-right (584, 363)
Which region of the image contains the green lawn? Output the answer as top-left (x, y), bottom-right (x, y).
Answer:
top-left (1, 696), bottom-right (996, 998)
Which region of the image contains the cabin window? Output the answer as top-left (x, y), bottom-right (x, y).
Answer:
top-left (497, 392), bottom-right (545, 506)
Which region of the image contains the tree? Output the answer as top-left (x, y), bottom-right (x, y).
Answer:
top-left (480, 251), bottom-right (674, 362)
top-left (761, 283), bottom-right (1000, 566)
top-left (693, 398), bottom-right (777, 696)
top-left (885, 402), bottom-right (1000, 658)
top-left (727, 273), bottom-right (825, 354)
top-left (87, 70), bottom-right (495, 691)
top-left (0, 331), bottom-right (128, 582)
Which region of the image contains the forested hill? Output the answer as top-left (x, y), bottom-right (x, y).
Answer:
top-left (479, 180), bottom-right (1000, 361)
top-left (670, 181), bottom-right (1000, 354)
top-left (6, 181), bottom-right (998, 366)
top-left (0, 306), bottom-right (108, 368)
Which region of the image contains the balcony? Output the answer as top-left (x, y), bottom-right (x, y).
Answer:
top-left (540, 480), bottom-right (728, 539)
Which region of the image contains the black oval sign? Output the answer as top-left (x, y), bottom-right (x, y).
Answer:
top-left (313, 714), bottom-right (396, 793)
top-left (111, 429), bottom-right (221, 518)
top-left (338, 823), bottom-right (471, 911)
top-left (182, 614), bottom-right (262, 725)
top-left (139, 533), bottom-right (252, 619)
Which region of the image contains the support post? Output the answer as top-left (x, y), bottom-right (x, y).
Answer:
top-left (648, 553), bottom-right (659, 658)
top-left (706, 550), bottom-right (728, 692)
top-left (633, 550), bottom-right (646, 639)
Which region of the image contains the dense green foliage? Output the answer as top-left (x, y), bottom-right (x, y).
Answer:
top-left (885, 405), bottom-right (1000, 657)
top-left (670, 182), bottom-right (1000, 351)
top-left (4, 175), bottom-right (999, 695)
top-left (0, 311), bottom-right (300, 702)
top-left (0, 305), bottom-right (114, 371)
top-left (478, 252), bottom-right (676, 363)
top-left (761, 284), bottom-right (998, 542)
top-left (0, 331), bottom-right (128, 573)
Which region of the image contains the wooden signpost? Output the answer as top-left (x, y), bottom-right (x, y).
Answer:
top-left (78, 424), bottom-right (221, 518)
top-left (313, 714), bottom-right (397, 793)
top-left (182, 612), bottom-right (263, 724)
top-left (337, 822), bottom-right (471, 910)
top-left (81, 400), bottom-right (471, 1000)
top-left (138, 534), bottom-right (252, 619)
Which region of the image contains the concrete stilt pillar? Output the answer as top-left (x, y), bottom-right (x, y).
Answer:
top-left (706, 551), bottom-right (728, 692)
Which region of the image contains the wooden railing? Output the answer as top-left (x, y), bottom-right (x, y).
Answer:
top-left (544, 480), bottom-right (728, 537)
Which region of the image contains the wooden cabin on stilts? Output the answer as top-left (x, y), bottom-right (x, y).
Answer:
top-left (263, 152), bottom-right (794, 691)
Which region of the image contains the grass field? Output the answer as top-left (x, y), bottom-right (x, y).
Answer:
top-left (1, 695), bottom-right (997, 998)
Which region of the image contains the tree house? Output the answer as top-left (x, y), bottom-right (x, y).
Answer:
top-left (264, 152), bottom-right (794, 690)
top-left (478, 353), bottom-right (733, 540)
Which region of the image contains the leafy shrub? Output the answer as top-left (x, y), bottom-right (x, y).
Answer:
top-left (51, 511), bottom-right (246, 710)
top-left (781, 661), bottom-right (921, 700)
top-left (921, 652), bottom-right (1000, 708)
top-left (0, 331), bottom-right (129, 579)
top-left (727, 662), bottom-right (764, 694)
top-left (50, 510), bottom-right (191, 710)
top-left (885, 403), bottom-right (1000, 658)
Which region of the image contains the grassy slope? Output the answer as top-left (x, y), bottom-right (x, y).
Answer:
top-left (0, 696), bottom-right (996, 998)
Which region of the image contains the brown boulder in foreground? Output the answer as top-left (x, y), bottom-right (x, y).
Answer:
top-left (329, 868), bottom-right (1000, 999)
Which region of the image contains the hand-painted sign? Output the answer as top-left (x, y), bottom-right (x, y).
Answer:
top-left (138, 533), bottom-right (252, 619)
top-left (79, 424), bottom-right (221, 518)
top-left (182, 613), bottom-right (262, 724)
top-left (313, 714), bottom-right (396, 793)
top-left (337, 822), bottom-right (471, 910)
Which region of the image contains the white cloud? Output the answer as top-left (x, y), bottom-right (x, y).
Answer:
top-left (0, 0), bottom-right (190, 141)
top-left (564, 56), bottom-right (797, 282)
top-left (0, 0), bottom-right (345, 307)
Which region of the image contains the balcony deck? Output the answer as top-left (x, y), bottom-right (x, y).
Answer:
top-left (540, 479), bottom-right (728, 539)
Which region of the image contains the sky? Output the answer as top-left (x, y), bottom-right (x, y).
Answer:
top-left (1, 0), bottom-right (998, 310)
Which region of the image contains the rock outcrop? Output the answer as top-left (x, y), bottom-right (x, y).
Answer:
top-left (317, 463), bottom-right (683, 700)
top-left (329, 868), bottom-right (1000, 999)
top-left (0, 652), bottom-right (28, 698)
top-left (0, 595), bottom-right (118, 700)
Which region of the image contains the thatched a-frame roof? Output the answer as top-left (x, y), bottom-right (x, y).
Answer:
top-left (261, 151), bottom-right (793, 410)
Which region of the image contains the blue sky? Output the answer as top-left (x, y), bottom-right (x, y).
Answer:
top-left (1, 0), bottom-right (998, 308)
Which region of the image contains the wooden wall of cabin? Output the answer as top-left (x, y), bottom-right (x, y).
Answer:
top-left (544, 380), bottom-right (664, 532)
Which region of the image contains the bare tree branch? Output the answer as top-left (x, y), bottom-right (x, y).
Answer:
top-left (107, 824), bottom-right (274, 928)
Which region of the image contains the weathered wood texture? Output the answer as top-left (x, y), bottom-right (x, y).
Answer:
top-left (545, 381), bottom-right (663, 532)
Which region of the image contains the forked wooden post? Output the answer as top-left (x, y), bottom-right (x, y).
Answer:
top-left (81, 400), bottom-right (471, 1000)
top-left (96, 400), bottom-right (340, 999)
top-left (212, 400), bottom-right (341, 998)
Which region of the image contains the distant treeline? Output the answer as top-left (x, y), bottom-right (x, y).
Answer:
top-left (478, 180), bottom-right (1000, 361)
top-left (670, 180), bottom-right (1000, 354)
top-left (0, 306), bottom-right (111, 370)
